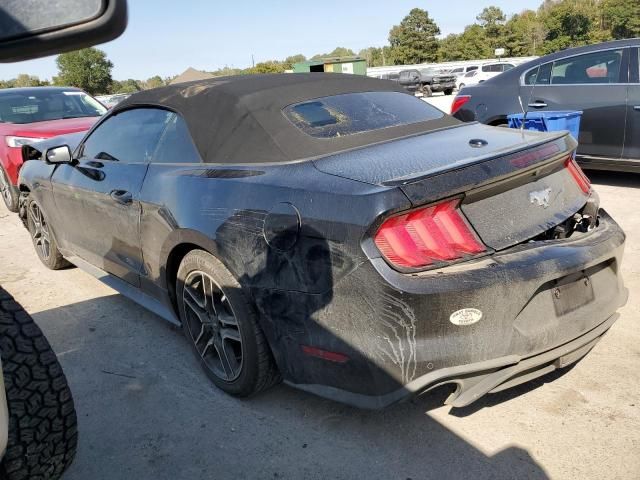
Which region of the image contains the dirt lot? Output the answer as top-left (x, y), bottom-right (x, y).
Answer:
top-left (0, 170), bottom-right (638, 479)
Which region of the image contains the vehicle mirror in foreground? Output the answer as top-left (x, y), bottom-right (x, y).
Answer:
top-left (0, 0), bottom-right (127, 62)
top-left (45, 146), bottom-right (74, 165)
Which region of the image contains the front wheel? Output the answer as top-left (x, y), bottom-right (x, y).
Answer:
top-left (177, 250), bottom-right (280, 397)
top-left (0, 165), bottom-right (18, 213)
top-left (444, 88), bottom-right (454, 96)
top-left (0, 287), bottom-right (78, 480)
top-left (26, 199), bottom-right (69, 270)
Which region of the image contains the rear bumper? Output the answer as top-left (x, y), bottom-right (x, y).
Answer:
top-left (257, 210), bottom-right (627, 409)
top-left (431, 82), bottom-right (456, 92)
top-left (288, 312), bottom-right (619, 409)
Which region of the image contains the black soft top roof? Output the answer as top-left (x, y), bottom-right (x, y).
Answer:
top-left (115, 73), bottom-right (458, 164)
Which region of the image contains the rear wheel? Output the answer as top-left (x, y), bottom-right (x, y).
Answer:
top-left (444, 88), bottom-right (454, 96)
top-left (26, 199), bottom-right (69, 270)
top-left (0, 165), bottom-right (18, 213)
top-left (177, 250), bottom-right (280, 397)
top-left (0, 287), bottom-right (77, 480)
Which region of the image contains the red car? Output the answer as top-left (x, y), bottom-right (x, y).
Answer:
top-left (0, 86), bottom-right (106, 211)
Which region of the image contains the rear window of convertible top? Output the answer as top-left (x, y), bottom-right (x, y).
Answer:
top-left (283, 91), bottom-right (444, 138)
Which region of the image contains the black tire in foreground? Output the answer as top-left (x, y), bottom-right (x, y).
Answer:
top-left (26, 199), bottom-right (69, 271)
top-left (177, 250), bottom-right (280, 397)
top-left (444, 88), bottom-right (454, 96)
top-left (0, 166), bottom-right (18, 214)
top-left (0, 287), bottom-right (77, 480)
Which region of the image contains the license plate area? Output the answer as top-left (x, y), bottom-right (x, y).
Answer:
top-left (552, 275), bottom-right (595, 316)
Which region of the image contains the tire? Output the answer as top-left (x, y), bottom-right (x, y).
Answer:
top-left (444, 88), bottom-right (454, 96)
top-left (0, 165), bottom-right (18, 213)
top-left (177, 250), bottom-right (280, 397)
top-left (0, 287), bottom-right (77, 480)
top-left (26, 199), bottom-right (69, 270)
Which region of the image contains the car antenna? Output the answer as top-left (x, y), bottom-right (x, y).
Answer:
top-left (519, 63), bottom-right (542, 133)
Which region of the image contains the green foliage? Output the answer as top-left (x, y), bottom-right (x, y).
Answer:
top-left (0, 74), bottom-right (48, 89)
top-left (503, 10), bottom-right (546, 56)
top-left (55, 48), bottom-right (113, 94)
top-left (602, 0), bottom-right (640, 39)
top-left (388, 8), bottom-right (440, 64)
top-left (143, 75), bottom-right (165, 90)
top-left (246, 61), bottom-right (288, 74)
top-left (311, 47), bottom-right (355, 60)
top-left (284, 54), bottom-right (307, 69)
top-left (438, 25), bottom-right (492, 61)
top-left (539, 0), bottom-right (595, 53)
top-left (110, 79), bottom-right (141, 94)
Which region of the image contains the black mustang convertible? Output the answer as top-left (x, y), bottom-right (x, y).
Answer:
top-left (18, 74), bottom-right (627, 408)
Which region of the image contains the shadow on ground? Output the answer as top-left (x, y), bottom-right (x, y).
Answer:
top-left (32, 293), bottom-right (550, 480)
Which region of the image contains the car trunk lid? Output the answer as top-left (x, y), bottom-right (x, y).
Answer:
top-left (313, 122), bottom-right (586, 252)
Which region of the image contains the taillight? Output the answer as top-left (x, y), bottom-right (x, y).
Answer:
top-left (374, 198), bottom-right (486, 269)
top-left (451, 95), bottom-right (471, 115)
top-left (565, 157), bottom-right (591, 194)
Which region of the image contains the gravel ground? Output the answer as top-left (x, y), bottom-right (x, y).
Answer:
top-left (0, 161), bottom-right (637, 479)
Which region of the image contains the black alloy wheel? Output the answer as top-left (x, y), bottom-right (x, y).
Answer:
top-left (182, 270), bottom-right (244, 382)
top-left (28, 201), bottom-right (51, 261)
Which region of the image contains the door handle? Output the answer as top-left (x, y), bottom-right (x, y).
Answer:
top-left (109, 190), bottom-right (132, 205)
top-left (528, 102), bottom-right (548, 108)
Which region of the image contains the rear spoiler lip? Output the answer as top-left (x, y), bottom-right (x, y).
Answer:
top-left (382, 130), bottom-right (572, 187)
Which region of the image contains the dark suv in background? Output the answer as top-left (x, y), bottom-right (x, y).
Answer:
top-left (452, 39), bottom-right (640, 172)
top-left (379, 68), bottom-right (456, 97)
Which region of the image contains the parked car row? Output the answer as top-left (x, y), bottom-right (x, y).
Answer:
top-left (453, 38), bottom-right (640, 172)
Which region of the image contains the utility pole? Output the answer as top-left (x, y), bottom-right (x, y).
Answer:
top-left (251, 54), bottom-right (255, 68)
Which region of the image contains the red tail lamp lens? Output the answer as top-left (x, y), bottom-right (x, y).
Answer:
top-left (451, 95), bottom-right (471, 115)
top-left (301, 345), bottom-right (349, 363)
top-left (565, 157), bottom-right (591, 194)
top-left (374, 199), bottom-right (486, 269)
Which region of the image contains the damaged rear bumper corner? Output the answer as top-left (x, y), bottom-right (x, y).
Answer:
top-left (286, 312), bottom-right (620, 410)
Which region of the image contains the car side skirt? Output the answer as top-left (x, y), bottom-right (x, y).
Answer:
top-left (64, 254), bottom-right (181, 326)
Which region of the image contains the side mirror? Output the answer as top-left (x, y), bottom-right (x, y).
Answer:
top-left (45, 146), bottom-right (74, 165)
top-left (0, 0), bottom-right (127, 63)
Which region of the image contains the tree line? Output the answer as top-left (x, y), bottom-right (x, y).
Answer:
top-left (1, 0), bottom-right (638, 95)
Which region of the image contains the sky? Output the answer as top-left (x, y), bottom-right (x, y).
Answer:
top-left (0, 0), bottom-right (542, 81)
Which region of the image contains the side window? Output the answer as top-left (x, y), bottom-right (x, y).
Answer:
top-left (467, 66), bottom-right (478, 72)
top-left (524, 63), bottom-right (553, 85)
top-left (502, 64), bottom-right (514, 72)
top-left (550, 49), bottom-right (623, 85)
top-left (80, 108), bottom-right (172, 163)
top-left (152, 114), bottom-right (201, 164)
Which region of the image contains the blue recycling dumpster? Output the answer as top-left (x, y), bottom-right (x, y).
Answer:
top-left (507, 110), bottom-right (583, 142)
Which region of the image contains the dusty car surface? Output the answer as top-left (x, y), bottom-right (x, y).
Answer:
top-left (17, 73), bottom-right (627, 409)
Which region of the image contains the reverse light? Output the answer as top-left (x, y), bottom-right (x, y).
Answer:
top-left (451, 95), bottom-right (471, 115)
top-left (565, 157), bottom-right (591, 194)
top-left (5, 136), bottom-right (47, 148)
top-left (374, 199), bottom-right (486, 270)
